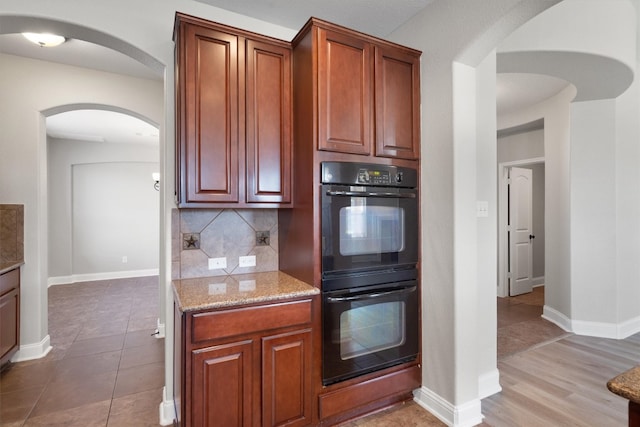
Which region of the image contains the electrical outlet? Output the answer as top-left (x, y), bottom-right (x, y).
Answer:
top-left (122, 256), bottom-right (128, 263)
top-left (208, 257), bottom-right (227, 270)
top-left (239, 255), bottom-right (256, 267)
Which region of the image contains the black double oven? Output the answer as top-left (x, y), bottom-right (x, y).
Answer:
top-left (320, 161), bottom-right (419, 385)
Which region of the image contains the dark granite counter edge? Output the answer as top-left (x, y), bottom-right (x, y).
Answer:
top-left (0, 261), bottom-right (23, 275)
top-left (607, 366), bottom-right (640, 404)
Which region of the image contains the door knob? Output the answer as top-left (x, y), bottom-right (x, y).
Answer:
top-left (529, 234), bottom-right (535, 240)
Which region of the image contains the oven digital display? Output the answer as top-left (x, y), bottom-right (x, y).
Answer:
top-left (357, 168), bottom-right (391, 185)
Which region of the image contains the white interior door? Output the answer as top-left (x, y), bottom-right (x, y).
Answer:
top-left (509, 167), bottom-right (533, 296)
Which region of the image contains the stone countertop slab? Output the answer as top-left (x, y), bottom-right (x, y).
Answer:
top-left (173, 271), bottom-right (319, 312)
top-left (0, 261), bottom-right (22, 275)
top-left (608, 366), bottom-right (640, 404)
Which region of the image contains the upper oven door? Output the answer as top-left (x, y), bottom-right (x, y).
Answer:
top-left (321, 183), bottom-right (418, 279)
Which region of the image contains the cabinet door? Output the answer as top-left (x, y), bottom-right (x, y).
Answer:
top-left (0, 287), bottom-right (19, 365)
top-left (374, 46), bottom-right (421, 160)
top-left (317, 28), bottom-right (373, 155)
top-left (191, 340), bottom-right (253, 427)
top-left (245, 40), bottom-right (292, 204)
top-left (180, 23), bottom-right (239, 203)
top-left (262, 329), bottom-right (312, 427)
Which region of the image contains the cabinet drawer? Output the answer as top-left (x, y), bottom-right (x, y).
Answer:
top-left (191, 299), bottom-right (311, 343)
top-left (0, 268), bottom-right (19, 296)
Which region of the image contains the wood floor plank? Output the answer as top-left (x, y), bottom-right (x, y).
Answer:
top-left (483, 333), bottom-right (640, 427)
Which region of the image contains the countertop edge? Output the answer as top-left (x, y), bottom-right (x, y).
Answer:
top-left (175, 287), bottom-right (319, 313)
top-left (0, 261), bottom-right (23, 275)
top-left (607, 366), bottom-right (640, 404)
top-left (172, 271), bottom-right (319, 313)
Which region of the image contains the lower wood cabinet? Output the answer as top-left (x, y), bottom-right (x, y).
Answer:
top-left (0, 267), bottom-right (20, 367)
top-left (262, 330), bottom-right (312, 427)
top-left (192, 340), bottom-right (254, 426)
top-left (176, 298), bottom-right (314, 427)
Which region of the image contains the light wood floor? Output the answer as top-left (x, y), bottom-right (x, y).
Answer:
top-left (354, 287), bottom-right (640, 426)
top-left (481, 332), bottom-right (640, 426)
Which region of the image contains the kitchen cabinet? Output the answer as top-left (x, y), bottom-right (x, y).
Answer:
top-left (175, 298), bottom-right (314, 427)
top-left (174, 13), bottom-right (292, 208)
top-left (0, 267), bottom-right (20, 367)
top-left (296, 19), bottom-right (421, 161)
top-left (317, 28), bottom-right (373, 155)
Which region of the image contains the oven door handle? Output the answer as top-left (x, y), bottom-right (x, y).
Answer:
top-left (325, 190), bottom-right (416, 199)
top-left (326, 286), bottom-right (417, 303)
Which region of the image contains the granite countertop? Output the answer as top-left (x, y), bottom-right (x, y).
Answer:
top-left (0, 261), bottom-right (23, 275)
top-left (173, 271), bottom-right (319, 312)
top-left (607, 366), bottom-right (640, 404)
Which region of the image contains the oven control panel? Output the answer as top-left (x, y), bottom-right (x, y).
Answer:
top-left (357, 169), bottom-right (394, 185)
top-left (322, 162), bottom-right (417, 188)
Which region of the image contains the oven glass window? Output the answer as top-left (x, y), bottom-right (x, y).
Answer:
top-left (339, 204), bottom-right (405, 256)
top-left (339, 301), bottom-right (406, 360)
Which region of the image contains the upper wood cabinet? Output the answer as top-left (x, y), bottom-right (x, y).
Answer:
top-left (245, 40), bottom-right (292, 204)
top-left (296, 18), bottom-right (421, 161)
top-left (374, 45), bottom-right (421, 160)
top-left (317, 28), bottom-right (373, 155)
top-left (174, 14), bottom-right (292, 208)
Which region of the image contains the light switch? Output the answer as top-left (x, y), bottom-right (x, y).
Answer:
top-left (476, 201), bottom-right (489, 218)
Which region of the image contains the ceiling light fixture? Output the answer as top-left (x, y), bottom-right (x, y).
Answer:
top-left (22, 32), bottom-right (67, 47)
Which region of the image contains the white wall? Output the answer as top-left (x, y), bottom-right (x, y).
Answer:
top-left (497, 128), bottom-right (544, 162)
top-left (73, 162), bottom-right (158, 273)
top-left (48, 137), bottom-right (159, 282)
top-left (570, 100), bottom-right (618, 327)
top-left (498, 0), bottom-right (635, 102)
top-left (614, 16), bottom-right (640, 328)
top-left (475, 50), bottom-right (500, 400)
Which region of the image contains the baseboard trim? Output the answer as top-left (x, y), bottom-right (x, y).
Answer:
top-left (572, 316), bottom-right (640, 339)
top-left (543, 306), bottom-right (640, 339)
top-left (413, 386), bottom-right (484, 427)
top-left (478, 369), bottom-right (502, 399)
top-left (532, 276), bottom-right (545, 287)
top-left (11, 335), bottom-right (52, 362)
top-left (542, 305), bottom-right (572, 332)
top-left (618, 316), bottom-right (640, 339)
top-left (48, 269), bottom-right (159, 287)
top-left (159, 386), bottom-right (176, 426)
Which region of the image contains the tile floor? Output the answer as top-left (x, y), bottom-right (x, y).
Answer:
top-left (1, 279), bottom-right (556, 426)
top-left (496, 286), bottom-right (569, 359)
top-left (0, 276), bottom-right (164, 426)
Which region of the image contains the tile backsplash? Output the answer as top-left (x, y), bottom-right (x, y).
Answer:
top-left (172, 208), bottom-right (279, 279)
top-left (0, 204), bottom-right (24, 263)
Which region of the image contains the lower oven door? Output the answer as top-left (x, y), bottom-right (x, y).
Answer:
top-left (322, 281), bottom-right (419, 385)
